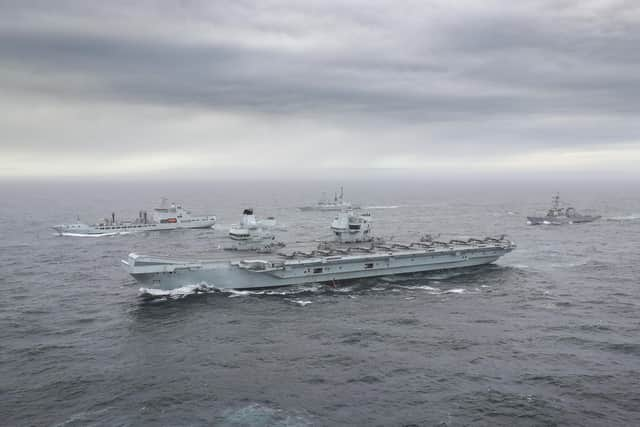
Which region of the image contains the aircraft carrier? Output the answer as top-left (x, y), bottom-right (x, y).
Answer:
top-left (123, 210), bottom-right (515, 291)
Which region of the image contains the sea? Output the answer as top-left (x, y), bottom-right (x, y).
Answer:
top-left (1, 179), bottom-right (639, 426)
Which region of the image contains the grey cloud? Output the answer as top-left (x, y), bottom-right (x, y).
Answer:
top-left (1, 0), bottom-right (639, 170)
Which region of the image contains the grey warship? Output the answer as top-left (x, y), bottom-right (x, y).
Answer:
top-left (527, 193), bottom-right (601, 225)
top-left (53, 199), bottom-right (216, 236)
top-left (299, 186), bottom-right (359, 211)
top-left (123, 211), bottom-right (515, 292)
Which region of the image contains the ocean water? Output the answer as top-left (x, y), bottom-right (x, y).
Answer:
top-left (1, 179), bottom-right (639, 426)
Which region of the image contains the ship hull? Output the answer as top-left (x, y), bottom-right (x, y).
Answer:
top-left (53, 219), bottom-right (216, 236)
top-left (527, 215), bottom-right (601, 225)
top-left (123, 245), bottom-right (513, 291)
top-left (299, 206), bottom-right (348, 212)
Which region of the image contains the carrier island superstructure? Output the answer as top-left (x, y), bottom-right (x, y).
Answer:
top-left (123, 209), bottom-right (515, 291)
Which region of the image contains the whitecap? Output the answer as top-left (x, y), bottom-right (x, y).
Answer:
top-left (139, 283), bottom-right (217, 298)
top-left (397, 285), bottom-right (441, 292)
top-left (444, 288), bottom-right (465, 294)
top-left (510, 264), bottom-right (530, 269)
top-left (290, 299), bottom-right (312, 306)
top-left (227, 289), bottom-right (265, 298)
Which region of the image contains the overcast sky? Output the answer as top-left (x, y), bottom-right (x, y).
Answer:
top-left (1, 0), bottom-right (639, 179)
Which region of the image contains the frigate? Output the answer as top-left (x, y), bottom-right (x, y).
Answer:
top-left (527, 193), bottom-right (601, 225)
top-left (123, 211), bottom-right (515, 291)
top-left (299, 186), bottom-right (359, 211)
top-left (53, 199), bottom-right (216, 236)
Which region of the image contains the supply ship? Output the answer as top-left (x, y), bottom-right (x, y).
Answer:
top-left (53, 199), bottom-right (216, 236)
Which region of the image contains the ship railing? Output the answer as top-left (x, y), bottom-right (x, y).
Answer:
top-left (410, 242), bottom-right (433, 248)
top-left (333, 248), bottom-right (351, 254)
top-left (391, 243), bottom-right (412, 250)
top-left (349, 246), bottom-right (375, 253)
top-left (448, 239), bottom-right (470, 246)
top-left (374, 244), bottom-right (393, 251)
top-left (280, 250), bottom-right (315, 258)
top-left (467, 238), bottom-right (486, 244)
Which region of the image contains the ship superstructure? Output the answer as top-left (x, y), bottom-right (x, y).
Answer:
top-left (331, 209), bottom-right (373, 243)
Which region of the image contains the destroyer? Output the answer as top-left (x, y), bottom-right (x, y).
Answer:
top-left (53, 199), bottom-right (216, 236)
top-left (299, 186), bottom-right (358, 211)
top-left (123, 214), bottom-right (515, 291)
top-left (527, 193), bottom-right (600, 225)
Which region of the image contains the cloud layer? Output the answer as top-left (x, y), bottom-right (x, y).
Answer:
top-left (1, 0), bottom-right (639, 177)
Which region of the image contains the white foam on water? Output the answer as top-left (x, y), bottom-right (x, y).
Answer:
top-left (333, 285), bottom-right (359, 293)
top-left (221, 403), bottom-right (313, 427)
top-left (138, 283), bottom-right (217, 298)
top-left (444, 288), bottom-right (466, 294)
top-left (290, 299), bottom-right (312, 306)
top-left (226, 284), bottom-right (324, 298)
top-left (550, 259), bottom-right (589, 268)
top-left (511, 264), bottom-right (530, 269)
top-left (268, 283), bottom-right (323, 295)
top-left (227, 289), bottom-right (264, 298)
top-left (412, 285), bottom-right (441, 292)
top-left (396, 284), bottom-right (440, 291)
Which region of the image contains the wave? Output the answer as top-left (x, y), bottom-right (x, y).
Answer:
top-left (509, 263), bottom-right (530, 269)
top-left (221, 403), bottom-right (314, 427)
top-left (227, 284), bottom-right (324, 297)
top-left (138, 279), bottom-right (477, 301)
top-left (394, 284), bottom-right (475, 295)
top-left (397, 284), bottom-right (441, 292)
top-left (138, 283), bottom-right (218, 299)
